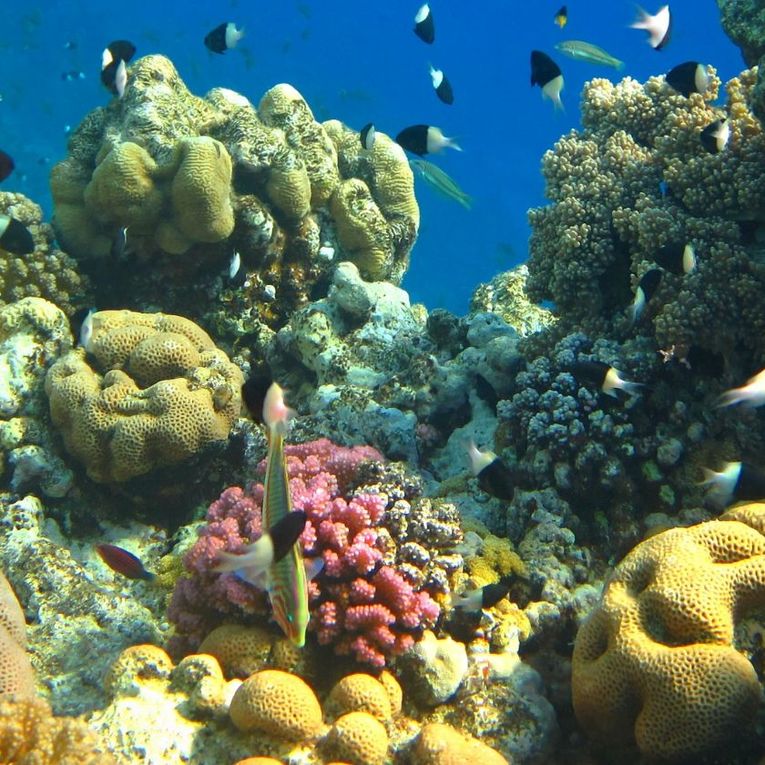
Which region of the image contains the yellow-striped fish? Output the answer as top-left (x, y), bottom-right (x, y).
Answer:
top-left (409, 158), bottom-right (472, 210)
top-left (214, 382), bottom-right (313, 647)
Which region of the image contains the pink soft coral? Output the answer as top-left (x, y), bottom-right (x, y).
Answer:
top-left (168, 438), bottom-right (442, 666)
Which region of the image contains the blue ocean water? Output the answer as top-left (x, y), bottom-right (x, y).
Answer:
top-left (0, 1), bottom-right (743, 313)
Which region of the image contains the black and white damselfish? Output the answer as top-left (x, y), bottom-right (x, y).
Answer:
top-left (205, 22), bottom-right (244, 54)
top-left (101, 39), bottom-right (136, 94)
top-left (570, 361), bottom-right (642, 398)
top-left (429, 65), bottom-right (454, 105)
top-left (413, 3), bottom-right (435, 44)
top-left (465, 440), bottom-right (515, 500)
top-left (0, 214), bottom-right (34, 255)
top-left (666, 61), bottom-right (709, 97)
top-left (701, 461), bottom-right (765, 508)
top-left (530, 50), bottom-right (564, 110)
top-left (395, 124), bottom-right (461, 155)
top-left (628, 268), bottom-right (662, 325)
top-left (700, 118), bottom-right (730, 154)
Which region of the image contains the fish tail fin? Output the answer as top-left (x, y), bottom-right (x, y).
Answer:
top-left (630, 5), bottom-right (649, 29)
top-left (699, 467), bottom-right (718, 486)
top-left (447, 137), bottom-right (463, 152)
top-left (716, 388), bottom-right (744, 408)
top-left (619, 380), bottom-right (643, 397)
top-left (213, 536), bottom-right (273, 574)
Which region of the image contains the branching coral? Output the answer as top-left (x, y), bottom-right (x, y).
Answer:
top-left (0, 192), bottom-right (87, 314)
top-left (169, 438), bottom-right (462, 667)
top-left (527, 67), bottom-right (765, 358)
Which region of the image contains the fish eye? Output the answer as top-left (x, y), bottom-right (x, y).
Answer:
top-left (287, 614), bottom-right (294, 623)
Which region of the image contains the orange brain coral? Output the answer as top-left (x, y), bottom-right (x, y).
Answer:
top-left (572, 502), bottom-right (765, 760)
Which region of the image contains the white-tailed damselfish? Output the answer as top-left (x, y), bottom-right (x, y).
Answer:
top-left (531, 51), bottom-right (564, 110)
top-left (429, 65), bottom-right (454, 105)
top-left (466, 440), bottom-right (514, 500)
top-left (631, 5), bottom-right (671, 50)
top-left (205, 22), bottom-right (244, 54)
top-left (360, 123), bottom-right (376, 151)
top-left (395, 125), bottom-right (461, 155)
top-left (413, 3), bottom-right (435, 44)
top-left (0, 214), bottom-right (34, 255)
top-left (628, 268), bottom-right (662, 325)
top-left (701, 462), bottom-right (765, 508)
top-left (666, 62), bottom-right (709, 97)
top-left (717, 369), bottom-right (765, 408)
top-left (571, 361), bottom-right (642, 398)
top-left (700, 118), bottom-right (730, 154)
top-left (654, 242), bottom-right (696, 275)
top-left (101, 40), bottom-right (135, 94)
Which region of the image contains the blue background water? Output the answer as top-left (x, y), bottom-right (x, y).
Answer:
top-left (0, 1), bottom-right (743, 313)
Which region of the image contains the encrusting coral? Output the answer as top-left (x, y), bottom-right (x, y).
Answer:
top-left (572, 501), bottom-right (765, 760)
top-left (45, 309), bottom-right (243, 482)
top-left (50, 55), bottom-right (418, 330)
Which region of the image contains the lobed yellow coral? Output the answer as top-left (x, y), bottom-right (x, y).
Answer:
top-left (322, 711), bottom-right (389, 765)
top-left (198, 624), bottom-right (274, 678)
top-left (45, 309), bottom-right (243, 482)
top-left (229, 669), bottom-right (323, 741)
top-left (411, 722), bottom-right (509, 765)
top-left (325, 673), bottom-right (393, 722)
top-left (572, 502), bottom-right (765, 760)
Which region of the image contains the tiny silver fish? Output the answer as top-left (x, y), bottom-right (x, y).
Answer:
top-left (229, 250), bottom-right (241, 279)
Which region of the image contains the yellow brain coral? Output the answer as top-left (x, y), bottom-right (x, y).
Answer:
top-left (322, 711), bottom-right (389, 765)
top-left (325, 673), bottom-right (393, 722)
top-left (44, 309), bottom-right (243, 482)
top-left (572, 502), bottom-right (765, 760)
top-left (198, 624), bottom-right (274, 678)
top-left (411, 722), bottom-right (509, 765)
top-left (229, 669), bottom-right (323, 741)
top-left (0, 695), bottom-right (116, 764)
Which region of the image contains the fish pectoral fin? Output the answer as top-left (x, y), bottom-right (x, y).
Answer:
top-left (235, 566), bottom-right (270, 589)
top-left (304, 557), bottom-right (325, 580)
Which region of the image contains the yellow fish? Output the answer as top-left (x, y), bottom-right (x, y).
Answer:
top-left (554, 5), bottom-right (568, 28)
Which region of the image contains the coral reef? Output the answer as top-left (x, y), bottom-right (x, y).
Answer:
top-left (0, 569), bottom-right (35, 697)
top-left (0, 695), bottom-right (115, 764)
top-left (572, 502), bottom-right (765, 760)
top-left (527, 66), bottom-right (765, 359)
top-left (169, 438), bottom-right (461, 666)
top-left (45, 309), bottom-right (243, 482)
top-left (0, 494), bottom-right (163, 715)
top-left (0, 192), bottom-right (88, 314)
top-left (50, 55), bottom-right (418, 331)
top-left (88, 643), bottom-right (510, 764)
top-left (266, 260), bottom-right (523, 463)
top-left (0, 298), bottom-right (75, 499)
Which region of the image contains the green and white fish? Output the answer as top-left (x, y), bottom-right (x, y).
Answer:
top-left (554, 40), bottom-right (624, 71)
top-left (409, 158), bottom-right (472, 210)
top-left (214, 382), bottom-right (317, 647)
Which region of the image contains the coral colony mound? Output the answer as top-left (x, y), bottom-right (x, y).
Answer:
top-left (4, 3), bottom-right (765, 763)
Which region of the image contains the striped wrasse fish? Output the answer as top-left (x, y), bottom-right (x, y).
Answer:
top-left (214, 382), bottom-right (315, 647)
top-left (554, 40), bottom-right (624, 71)
top-left (409, 158), bottom-right (472, 210)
